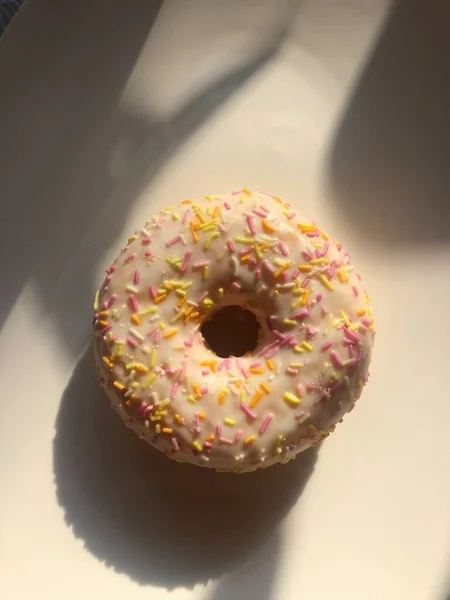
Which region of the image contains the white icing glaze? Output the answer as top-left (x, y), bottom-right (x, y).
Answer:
top-left (93, 190), bottom-right (374, 472)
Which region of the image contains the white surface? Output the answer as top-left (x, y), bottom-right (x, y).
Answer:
top-left (1, 1), bottom-right (450, 599)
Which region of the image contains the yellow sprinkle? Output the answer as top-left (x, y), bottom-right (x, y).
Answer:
top-left (175, 289), bottom-right (186, 297)
top-left (163, 328), bottom-right (178, 339)
top-left (320, 230), bottom-right (330, 240)
top-left (149, 349), bottom-right (157, 369)
top-left (217, 288), bottom-right (224, 298)
top-left (318, 274), bottom-right (334, 291)
top-left (134, 363), bottom-right (148, 373)
top-left (276, 434), bottom-right (285, 444)
top-left (340, 310), bottom-right (351, 327)
top-left (301, 341), bottom-right (313, 352)
top-left (162, 427), bottom-right (173, 434)
top-left (113, 381), bottom-right (124, 391)
top-left (297, 222), bottom-right (316, 233)
top-left (266, 359), bottom-right (275, 371)
top-left (187, 394), bottom-right (196, 403)
top-left (224, 418), bottom-right (236, 426)
top-left (310, 258), bottom-right (330, 265)
top-left (240, 389), bottom-right (247, 404)
top-left (283, 319), bottom-right (297, 326)
top-left (142, 373), bottom-right (156, 389)
top-left (204, 232), bottom-right (220, 250)
top-left (198, 219), bottom-right (218, 231)
top-left (159, 321), bottom-right (166, 330)
top-left (102, 356), bottom-right (113, 368)
top-left (274, 263), bottom-right (290, 278)
top-left (154, 424), bottom-right (161, 434)
top-left (254, 244), bottom-right (264, 260)
top-left (203, 298), bottom-right (214, 307)
top-left (128, 234), bottom-right (137, 242)
top-left (294, 346), bottom-right (303, 353)
top-left (93, 289), bottom-right (100, 311)
top-left (291, 298), bottom-right (304, 309)
top-left (244, 435), bottom-right (256, 445)
top-left (140, 306), bottom-right (158, 316)
top-left (172, 213), bottom-right (180, 221)
top-left (250, 390), bottom-right (263, 409)
top-left (151, 416), bottom-right (161, 422)
top-left (292, 288), bottom-right (305, 297)
top-left (289, 362), bottom-right (304, 368)
top-left (284, 392), bottom-right (301, 405)
top-left (203, 266), bottom-right (210, 280)
top-left (234, 236), bottom-right (254, 244)
top-left (193, 440), bottom-right (203, 452)
top-left (154, 294), bottom-right (168, 304)
top-left (298, 265), bottom-right (313, 272)
top-left (249, 367), bottom-right (264, 374)
top-left (116, 343), bottom-right (124, 357)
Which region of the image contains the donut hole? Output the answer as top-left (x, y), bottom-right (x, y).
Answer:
top-left (201, 305), bottom-right (260, 358)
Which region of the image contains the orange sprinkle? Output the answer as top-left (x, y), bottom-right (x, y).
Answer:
top-left (274, 196), bottom-right (283, 204)
top-left (273, 289), bottom-right (279, 295)
top-left (357, 309), bottom-right (366, 316)
top-left (131, 313), bottom-right (141, 325)
top-left (174, 414), bottom-right (183, 424)
top-left (154, 294), bottom-right (168, 304)
top-left (260, 382), bottom-right (271, 394)
top-left (163, 328), bottom-right (178, 339)
top-left (212, 206), bottom-right (221, 218)
top-left (249, 367), bottom-right (264, 375)
top-left (234, 380), bottom-right (243, 389)
top-left (198, 412), bottom-right (206, 420)
top-left (298, 265), bottom-right (313, 272)
top-left (177, 297), bottom-right (186, 307)
top-left (193, 384), bottom-right (202, 398)
top-left (181, 199), bottom-right (192, 204)
top-left (113, 381), bottom-right (124, 391)
top-left (244, 435), bottom-right (256, 444)
top-left (200, 360), bottom-right (218, 373)
top-left (190, 222), bottom-right (199, 243)
top-left (274, 264), bottom-right (289, 278)
top-left (250, 390), bottom-right (263, 409)
top-left (162, 428), bottom-right (173, 434)
top-left (240, 254), bottom-right (252, 264)
top-left (266, 358), bottom-right (275, 371)
top-left (206, 433), bottom-right (215, 442)
top-left (99, 311), bottom-right (110, 317)
top-left (218, 392), bottom-right (227, 405)
top-left (98, 320), bottom-right (108, 327)
top-left (262, 219), bottom-right (275, 234)
top-left (195, 210), bottom-right (205, 224)
top-left (301, 289), bottom-right (310, 305)
top-left (135, 363), bottom-right (148, 373)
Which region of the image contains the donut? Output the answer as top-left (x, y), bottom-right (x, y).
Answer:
top-left (93, 190), bottom-right (375, 472)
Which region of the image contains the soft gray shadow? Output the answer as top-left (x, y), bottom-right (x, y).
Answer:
top-left (53, 347), bottom-right (318, 589)
top-left (0, 0), bottom-right (300, 358)
top-left (327, 0), bottom-right (450, 246)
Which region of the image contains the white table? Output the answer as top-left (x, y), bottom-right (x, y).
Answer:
top-left (1, 1), bottom-right (450, 599)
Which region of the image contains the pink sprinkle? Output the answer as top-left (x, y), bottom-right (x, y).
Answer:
top-left (101, 324), bottom-right (112, 335)
top-left (287, 367), bottom-right (298, 375)
top-left (108, 264), bottom-right (117, 273)
top-left (320, 243), bottom-right (329, 257)
top-left (198, 291), bottom-right (208, 303)
top-left (181, 250), bottom-right (192, 273)
top-left (156, 217), bottom-right (166, 229)
top-left (147, 325), bottom-right (157, 338)
top-left (200, 386), bottom-right (208, 396)
top-left (149, 286), bottom-right (157, 299)
top-left (235, 430), bottom-right (243, 442)
top-left (255, 268), bottom-right (262, 280)
top-left (154, 330), bottom-right (161, 343)
top-left (343, 327), bottom-right (360, 343)
top-left (129, 295), bottom-right (139, 312)
top-left (262, 260), bottom-right (275, 275)
top-left (330, 350), bottom-right (343, 367)
top-left (112, 333), bottom-right (119, 342)
top-left (232, 189), bottom-right (243, 196)
top-left (219, 437), bottom-right (233, 445)
top-left (286, 211), bottom-right (296, 220)
top-left (144, 251), bottom-right (153, 259)
top-left (216, 424), bottom-right (223, 436)
top-left (166, 235), bottom-right (181, 248)
top-left (321, 306), bottom-right (329, 316)
top-left (127, 336), bottom-right (139, 348)
top-left (303, 251), bottom-right (313, 261)
top-left (231, 282), bottom-right (242, 291)
top-left (224, 201), bottom-right (231, 209)
top-left (307, 382), bottom-right (315, 392)
top-left (249, 361), bottom-right (261, 369)
top-left (172, 438), bottom-right (179, 451)
top-left (179, 360), bottom-right (187, 382)
top-left (306, 231), bottom-right (318, 238)
top-left (239, 246), bottom-right (253, 257)
top-left (252, 208), bottom-right (266, 218)
top-left (315, 293), bottom-right (322, 302)
top-left (249, 257), bottom-right (258, 268)
top-left (141, 236), bottom-right (152, 245)
top-left (260, 205), bottom-right (270, 213)
top-left (240, 403), bottom-right (257, 420)
top-left (247, 215), bottom-right (256, 235)
top-left (291, 269), bottom-right (300, 280)
top-left (218, 359), bottom-right (228, 372)
top-left (105, 294), bottom-right (117, 309)
top-left (182, 208), bottom-right (191, 224)
top-left (352, 285), bottom-right (359, 297)
top-left (321, 340), bottom-right (332, 351)
top-left (361, 316), bottom-right (373, 327)
top-left (279, 241), bottom-right (289, 256)
top-left (296, 383), bottom-right (305, 397)
top-left (126, 253), bottom-right (137, 263)
top-left (170, 382), bottom-right (178, 399)
top-left (201, 369), bottom-right (209, 376)
top-left (218, 223), bottom-right (227, 233)
top-left (291, 309), bottom-right (309, 320)
top-left (348, 344), bottom-right (355, 358)
top-left (134, 269), bottom-right (140, 285)
top-left (301, 277), bottom-right (311, 288)
top-left (184, 339), bottom-right (193, 347)
top-left (306, 326), bottom-right (318, 338)
top-left (260, 414), bottom-right (273, 434)
top-left (203, 441), bottom-right (213, 450)
top-left (104, 275), bottom-right (112, 283)
top-left (328, 261), bottom-right (337, 278)
top-left (227, 239), bottom-right (235, 254)
top-left (193, 260), bottom-right (211, 269)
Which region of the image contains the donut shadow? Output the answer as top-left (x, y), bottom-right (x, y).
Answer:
top-left (327, 0), bottom-right (450, 246)
top-left (53, 346), bottom-right (319, 589)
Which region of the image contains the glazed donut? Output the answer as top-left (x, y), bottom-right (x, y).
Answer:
top-left (93, 190), bottom-right (374, 472)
